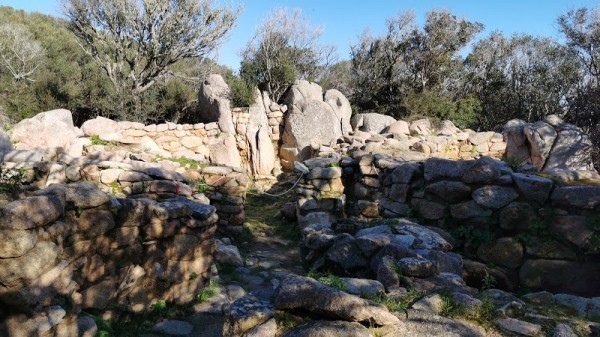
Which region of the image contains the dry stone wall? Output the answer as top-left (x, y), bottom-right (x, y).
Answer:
top-left (0, 181), bottom-right (217, 336)
top-left (297, 155), bottom-right (600, 296)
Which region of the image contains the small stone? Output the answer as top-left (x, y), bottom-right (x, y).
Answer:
top-left (495, 317), bottom-right (542, 336)
top-left (151, 320), bottom-right (193, 336)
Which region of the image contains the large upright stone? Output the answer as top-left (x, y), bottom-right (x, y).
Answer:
top-left (8, 109), bottom-right (78, 150)
top-left (282, 83), bottom-right (341, 162)
top-left (283, 80), bottom-right (323, 105)
top-left (198, 74), bottom-right (234, 133)
top-left (543, 123), bottom-right (595, 172)
top-left (502, 119), bottom-right (530, 164)
top-left (350, 113), bottom-right (396, 134)
top-left (324, 89), bottom-right (353, 135)
top-left (246, 89), bottom-right (275, 176)
top-left (523, 121), bottom-right (557, 169)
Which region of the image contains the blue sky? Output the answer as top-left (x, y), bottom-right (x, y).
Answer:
top-left (2, 0), bottom-right (599, 70)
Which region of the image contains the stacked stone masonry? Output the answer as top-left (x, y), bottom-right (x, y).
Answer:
top-left (0, 180), bottom-right (218, 336)
top-left (297, 155), bottom-right (600, 297)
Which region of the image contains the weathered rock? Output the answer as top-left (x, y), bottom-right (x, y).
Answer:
top-left (393, 220), bottom-right (452, 251)
top-left (42, 182), bottom-right (111, 208)
top-left (543, 123), bottom-right (595, 172)
top-left (81, 116), bottom-right (120, 139)
top-left (553, 323), bottom-right (578, 337)
top-left (151, 320), bottom-right (194, 336)
top-left (477, 237), bottom-right (523, 269)
top-left (523, 121), bottom-right (557, 169)
top-left (550, 216), bottom-right (594, 249)
top-left (284, 80), bottom-right (324, 104)
top-left (215, 241), bottom-right (244, 267)
top-left (384, 121), bottom-right (410, 136)
top-left (351, 113), bottom-right (396, 134)
top-left (247, 89), bottom-right (276, 176)
top-left (274, 275), bottom-right (400, 325)
top-left (326, 234), bottom-right (369, 270)
top-left (520, 259), bottom-right (600, 296)
top-left (425, 181), bottom-right (471, 203)
top-left (502, 119), bottom-right (531, 164)
top-left (356, 234), bottom-right (392, 257)
top-left (77, 209), bottom-right (116, 237)
top-left (462, 157), bottom-right (504, 184)
top-left (198, 74), bottom-right (234, 133)
top-left (398, 257), bottom-right (436, 278)
top-left (340, 278), bottom-right (385, 297)
top-left (498, 202), bottom-right (539, 231)
top-left (223, 294), bottom-right (274, 337)
top-left (9, 109), bottom-right (78, 150)
top-left (0, 241), bottom-right (59, 286)
top-left (424, 158), bottom-right (471, 181)
top-left (0, 129), bottom-right (13, 161)
top-left (376, 309), bottom-right (492, 336)
top-left (472, 186), bottom-right (519, 209)
top-left (282, 97), bottom-right (341, 162)
top-left (410, 118), bottom-right (433, 136)
top-left (1, 305), bottom-right (66, 337)
top-left (0, 229), bottom-right (37, 258)
top-left (81, 278), bottom-right (117, 309)
top-left (0, 194), bottom-right (64, 230)
top-left (2, 149), bottom-right (43, 162)
top-left (325, 89), bottom-right (353, 135)
top-left (209, 134), bottom-right (242, 168)
top-left (244, 318), bottom-right (277, 337)
top-left (526, 240), bottom-right (577, 260)
top-left (411, 199), bottom-right (446, 220)
top-left (511, 173), bottom-right (554, 205)
top-left (551, 186), bottom-right (600, 209)
top-left (281, 320), bottom-right (372, 337)
top-left (495, 317), bottom-right (541, 336)
top-left (450, 201), bottom-right (492, 219)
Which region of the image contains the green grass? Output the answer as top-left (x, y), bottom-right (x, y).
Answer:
top-left (166, 157), bottom-right (207, 170)
top-left (242, 192), bottom-right (300, 246)
top-left (90, 134), bottom-right (108, 145)
top-left (307, 270), bottom-right (347, 291)
top-left (197, 279), bottom-right (220, 302)
top-left (94, 299), bottom-right (177, 337)
top-left (363, 288), bottom-right (424, 313)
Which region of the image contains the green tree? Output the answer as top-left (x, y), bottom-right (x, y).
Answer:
top-left (241, 8), bottom-right (336, 102)
top-left (62, 0), bottom-right (240, 120)
top-left (350, 9), bottom-right (483, 122)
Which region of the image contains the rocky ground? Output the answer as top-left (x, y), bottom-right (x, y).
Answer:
top-left (92, 180), bottom-right (600, 337)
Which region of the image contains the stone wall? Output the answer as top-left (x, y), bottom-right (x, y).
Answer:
top-left (297, 155), bottom-right (600, 296)
top-left (0, 181), bottom-right (217, 336)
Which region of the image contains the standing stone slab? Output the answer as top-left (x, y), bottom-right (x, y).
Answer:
top-left (523, 121), bottom-right (557, 169)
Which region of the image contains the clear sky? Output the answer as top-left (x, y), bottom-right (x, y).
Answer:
top-left (2, 0), bottom-right (599, 70)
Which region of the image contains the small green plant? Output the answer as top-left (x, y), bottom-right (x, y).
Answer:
top-left (469, 296), bottom-right (496, 327)
top-left (189, 272), bottom-right (199, 280)
top-left (502, 156), bottom-right (521, 169)
top-left (275, 311), bottom-right (305, 332)
top-left (166, 157), bottom-right (206, 170)
top-left (108, 181), bottom-right (122, 195)
top-left (307, 270), bottom-right (347, 291)
top-left (150, 300), bottom-right (170, 318)
top-left (90, 134), bottom-right (109, 145)
top-left (440, 293), bottom-right (464, 317)
top-left (481, 270), bottom-right (496, 290)
top-left (363, 288), bottom-right (424, 313)
top-left (197, 280), bottom-right (220, 302)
